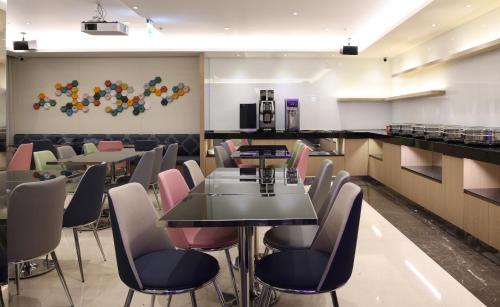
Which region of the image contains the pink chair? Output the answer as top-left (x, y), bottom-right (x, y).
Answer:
top-left (240, 139), bottom-right (250, 146)
top-left (158, 169), bottom-right (240, 304)
top-left (98, 141), bottom-right (126, 171)
top-left (225, 140), bottom-right (258, 169)
top-left (8, 143), bottom-right (33, 171)
top-left (294, 145), bottom-right (311, 183)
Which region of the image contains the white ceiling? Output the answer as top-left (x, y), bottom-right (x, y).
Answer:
top-left (5, 0), bottom-right (500, 56)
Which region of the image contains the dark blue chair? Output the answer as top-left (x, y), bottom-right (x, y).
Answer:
top-left (255, 183), bottom-right (363, 307)
top-left (63, 163), bottom-right (107, 282)
top-left (108, 183), bottom-right (226, 307)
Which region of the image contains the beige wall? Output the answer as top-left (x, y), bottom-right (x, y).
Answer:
top-left (10, 56), bottom-right (201, 135)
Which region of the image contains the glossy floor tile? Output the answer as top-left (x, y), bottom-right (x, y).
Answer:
top-left (7, 190), bottom-right (485, 307)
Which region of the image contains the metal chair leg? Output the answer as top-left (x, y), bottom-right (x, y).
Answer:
top-left (73, 228), bottom-right (85, 282)
top-left (124, 289), bottom-right (134, 307)
top-left (96, 194), bottom-right (107, 229)
top-left (224, 249), bottom-right (240, 306)
top-left (150, 294), bottom-right (156, 307)
top-left (51, 251), bottom-right (74, 306)
top-left (93, 226), bottom-right (107, 261)
top-left (190, 291), bottom-right (197, 307)
top-left (213, 280), bottom-right (226, 307)
top-left (331, 291), bottom-right (340, 307)
top-left (14, 262), bottom-right (20, 295)
top-left (258, 285), bottom-right (271, 307)
top-left (167, 295), bottom-right (172, 307)
top-left (152, 184), bottom-right (160, 209)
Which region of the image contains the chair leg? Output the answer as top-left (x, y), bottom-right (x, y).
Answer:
top-left (124, 289), bottom-right (134, 307)
top-left (0, 284), bottom-right (5, 307)
top-left (150, 294), bottom-right (156, 307)
top-left (152, 184), bottom-right (160, 209)
top-left (331, 291), bottom-right (340, 307)
top-left (213, 280), bottom-right (226, 307)
top-left (258, 285), bottom-right (271, 307)
top-left (96, 194), bottom-right (107, 229)
top-left (51, 251), bottom-right (74, 306)
top-left (14, 262), bottom-right (20, 295)
top-left (93, 226), bottom-right (107, 261)
top-left (190, 291), bottom-right (197, 307)
top-left (224, 249), bottom-right (240, 306)
top-left (73, 228), bottom-right (85, 282)
top-left (263, 247), bottom-right (270, 257)
top-left (166, 295), bottom-right (172, 307)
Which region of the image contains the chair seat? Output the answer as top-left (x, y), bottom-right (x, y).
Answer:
top-left (264, 225), bottom-right (319, 251)
top-left (134, 249), bottom-right (219, 291)
top-left (180, 227), bottom-right (238, 250)
top-left (255, 249), bottom-right (329, 292)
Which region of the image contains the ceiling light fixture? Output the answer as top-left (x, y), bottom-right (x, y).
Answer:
top-left (292, 12), bottom-right (298, 16)
top-left (25, 21), bottom-right (31, 25)
top-left (132, 6), bottom-right (139, 10)
top-left (224, 27), bottom-right (231, 31)
top-left (465, 4), bottom-right (471, 8)
top-left (324, 28), bottom-right (329, 32)
top-left (431, 23), bottom-right (436, 27)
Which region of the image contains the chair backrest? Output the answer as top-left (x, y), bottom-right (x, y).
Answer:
top-left (317, 170), bottom-right (351, 225)
top-left (82, 143), bottom-right (98, 155)
top-left (130, 150), bottom-right (156, 190)
top-left (98, 140), bottom-right (124, 152)
top-left (214, 145), bottom-right (233, 168)
top-left (157, 169), bottom-right (191, 247)
top-left (294, 145), bottom-right (310, 183)
top-left (224, 140), bottom-right (241, 166)
top-left (7, 176), bottom-right (67, 262)
top-left (56, 145), bottom-right (77, 159)
top-left (8, 143), bottom-right (33, 171)
top-left (286, 140), bottom-right (303, 168)
top-left (241, 139), bottom-right (249, 146)
top-left (63, 164), bottom-right (107, 227)
top-left (134, 139), bottom-right (158, 151)
top-left (311, 183), bottom-right (363, 292)
top-left (108, 183), bottom-right (174, 290)
top-left (160, 143), bottom-right (178, 172)
top-left (33, 150), bottom-right (63, 172)
top-left (308, 159), bottom-right (333, 212)
top-left (32, 139), bottom-right (57, 169)
top-left (183, 160), bottom-right (205, 188)
top-left (150, 146), bottom-right (164, 184)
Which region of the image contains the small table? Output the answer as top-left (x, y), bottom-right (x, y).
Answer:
top-left (48, 148), bottom-right (143, 182)
top-left (159, 168), bottom-right (317, 307)
top-left (232, 145), bottom-right (291, 168)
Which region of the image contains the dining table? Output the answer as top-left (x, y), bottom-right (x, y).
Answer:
top-left (231, 145), bottom-right (292, 168)
top-left (159, 167), bottom-right (317, 307)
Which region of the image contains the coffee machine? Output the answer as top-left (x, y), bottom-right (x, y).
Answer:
top-left (285, 98), bottom-right (300, 131)
top-left (258, 90), bottom-right (276, 131)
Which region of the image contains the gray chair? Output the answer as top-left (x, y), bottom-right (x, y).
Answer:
top-left (7, 176), bottom-right (73, 306)
top-left (308, 160), bottom-right (333, 211)
top-left (183, 160), bottom-right (205, 189)
top-left (150, 146), bottom-right (164, 206)
top-left (160, 143), bottom-right (178, 172)
top-left (63, 164), bottom-right (107, 282)
top-left (256, 183), bottom-right (363, 307)
top-left (263, 170), bottom-right (350, 252)
top-left (116, 150), bottom-right (156, 191)
top-left (57, 145), bottom-right (84, 171)
top-left (214, 145), bottom-right (235, 168)
top-left (108, 183), bottom-right (226, 307)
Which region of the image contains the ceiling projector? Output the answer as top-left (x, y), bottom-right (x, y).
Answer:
top-left (340, 45), bottom-right (358, 55)
top-left (81, 21), bottom-right (129, 35)
top-left (13, 32), bottom-right (37, 50)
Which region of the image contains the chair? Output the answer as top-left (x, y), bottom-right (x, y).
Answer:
top-left (308, 159), bottom-right (333, 209)
top-left (158, 169), bottom-right (240, 305)
top-left (214, 146), bottom-right (235, 168)
top-left (57, 145), bottom-right (84, 171)
top-left (63, 164), bottom-right (107, 282)
top-left (97, 140), bottom-right (123, 151)
top-left (183, 160), bottom-right (205, 189)
top-left (32, 139), bottom-right (57, 169)
top-left (160, 143), bottom-right (178, 172)
top-left (255, 183), bottom-right (363, 307)
top-left (33, 150), bottom-right (63, 172)
top-left (263, 170), bottom-right (351, 252)
top-left (115, 150), bottom-right (155, 191)
top-left (108, 183), bottom-right (226, 307)
top-left (7, 176), bottom-right (73, 305)
top-left (82, 143), bottom-right (98, 155)
top-left (7, 143), bottom-right (33, 171)
top-left (150, 146), bottom-right (164, 206)
top-left (135, 139), bottom-right (158, 151)
top-left (287, 140), bottom-right (303, 168)
top-left (294, 145), bottom-right (311, 183)
top-left (224, 140), bottom-right (258, 169)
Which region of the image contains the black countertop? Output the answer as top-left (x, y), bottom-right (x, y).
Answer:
top-left (464, 188), bottom-right (500, 206)
top-left (402, 165), bottom-right (443, 182)
top-left (205, 130), bottom-right (500, 165)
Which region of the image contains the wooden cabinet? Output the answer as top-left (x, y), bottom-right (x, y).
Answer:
top-left (307, 156), bottom-right (345, 176)
top-left (368, 157), bottom-right (383, 182)
top-left (464, 194), bottom-right (490, 244)
top-left (442, 156), bottom-right (464, 228)
top-left (488, 204), bottom-right (500, 250)
top-left (381, 143), bottom-right (401, 191)
top-left (344, 139), bottom-right (369, 176)
top-left (205, 156), bottom-right (216, 175)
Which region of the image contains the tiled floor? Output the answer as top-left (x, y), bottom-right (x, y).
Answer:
top-left (7, 183), bottom-right (487, 307)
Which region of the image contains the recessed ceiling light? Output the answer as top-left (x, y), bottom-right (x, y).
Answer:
top-left (324, 28), bottom-right (329, 32)
top-left (224, 27), bottom-right (231, 31)
top-left (132, 6), bottom-right (139, 10)
top-left (292, 12), bottom-right (298, 16)
top-left (25, 21), bottom-right (31, 25)
top-left (465, 4), bottom-right (471, 8)
top-left (431, 23), bottom-right (436, 27)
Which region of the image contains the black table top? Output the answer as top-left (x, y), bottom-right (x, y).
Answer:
top-left (160, 167), bottom-right (317, 227)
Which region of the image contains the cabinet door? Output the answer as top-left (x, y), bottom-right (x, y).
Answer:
top-left (442, 155), bottom-right (464, 228)
top-left (369, 157), bottom-right (383, 182)
top-left (345, 139), bottom-right (369, 176)
top-left (488, 204), bottom-right (500, 250)
top-left (463, 194), bottom-right (490, 244)
top-left (382, 143), bottom-right (401, 191)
